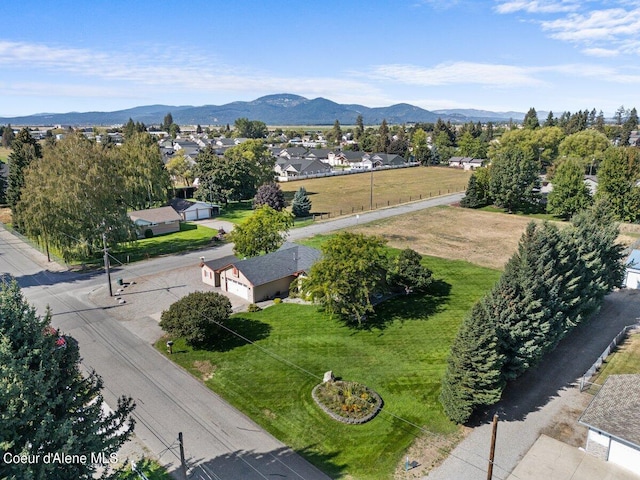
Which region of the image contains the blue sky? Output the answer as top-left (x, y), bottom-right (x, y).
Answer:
top-left (2, 0), bottom-right (640, 117)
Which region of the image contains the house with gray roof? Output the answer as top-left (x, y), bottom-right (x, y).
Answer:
top-left (129, 206), bottom-right (182, 237)
top-left (578, 374), bottom-right (640, 475)
top-left (201, 243), bottom-right (321, 302)
top-left (274, 158), bottom-right (331, 179)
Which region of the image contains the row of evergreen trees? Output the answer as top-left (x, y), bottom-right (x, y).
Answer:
top-left (440, 201), bottom-right (625, 423)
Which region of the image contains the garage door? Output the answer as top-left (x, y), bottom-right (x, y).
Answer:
top-left (226, 278), bottom-right (249, 300)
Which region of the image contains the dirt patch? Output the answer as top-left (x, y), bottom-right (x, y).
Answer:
top-left (540, 393), bottom-right (592, 447)
top-left (393, 427), bottom-right (471, 479)
top-left (193, 360), bottom-right (216, 381)
top-left (0, 207), bottom-right (12, 224)
top-left (350, 206), bottom-right (544, 270)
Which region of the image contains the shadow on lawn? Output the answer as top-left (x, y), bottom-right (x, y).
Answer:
top-left (359, 279), bottom-right (452, 330)
top-left (204, 316), bottom-right (271, 352)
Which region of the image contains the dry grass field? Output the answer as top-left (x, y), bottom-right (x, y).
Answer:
top-left (346, 205), bottom-right (550, 270)
top-left (279, 166), bottom-right (471, 217)
top-left (0, 146), bottom-right (10, 162)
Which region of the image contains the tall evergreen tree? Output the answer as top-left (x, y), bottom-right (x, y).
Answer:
top-left (547, 158), bottom-right (593, 219)
top-left (523, 107), bottom-right (540, 129)
top-left (0, 280), bottom-right (135, 479)
top-left (7, 128), bottom-right (42, 207)
top-left (440, 298), bottom-right (505, 424)
top-left (7, 128), bottom-right (43, 230)
top-left (376, 119), bottom-right (390, 153)
top-left (595, 146), bottom-right (640, 222)
top-left (1, 124), bottom-right (15, 148)
top-left (291, 186), bottom-right (312, 217)
top-left (355, 114), bottom-right (364, 140)
top-left (460, 172), bottom-right (490, 208)
top-left (489, 146), bottom-right (540, 212)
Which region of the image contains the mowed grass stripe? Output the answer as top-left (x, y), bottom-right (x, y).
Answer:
top-left (157, 254), bottom-right (500, 479)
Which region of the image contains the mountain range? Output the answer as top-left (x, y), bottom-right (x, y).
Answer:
top-left (0, 94), bottom-right (527, 127)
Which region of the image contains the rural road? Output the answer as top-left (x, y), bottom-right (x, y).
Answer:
top-left (0, 192), bottom-right (464, 479)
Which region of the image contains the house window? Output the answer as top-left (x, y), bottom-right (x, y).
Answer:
top-left (232, 267), bottom-right (238, 277)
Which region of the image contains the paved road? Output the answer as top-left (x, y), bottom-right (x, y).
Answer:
top-left (1, 193), bottom-right (463, 480)
top-left (0, 228), bottom-right (331, 480)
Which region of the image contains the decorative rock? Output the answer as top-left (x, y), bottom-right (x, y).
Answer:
top-left (323, 370), bottom-right (335, 383)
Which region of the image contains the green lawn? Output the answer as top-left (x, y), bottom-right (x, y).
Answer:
top-left (156, 254), bottom-right (500, 479)
top-left (111, 222), bottom-right (219, 264)
top-left (591, 333), bottom-right (640, 386)
top-left (216, 200), bottom-right (254, 224)
top-left (116, 458), bottom-right (171, 480)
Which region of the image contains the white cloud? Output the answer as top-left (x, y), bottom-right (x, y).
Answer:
top-left (0, 40), bottom-right (380, 103)
top-left (368, 62), bottom-right (545, 87)
top-left (582, 47), bottom-right (620, 57)
top-left (494, 0), bottom-right (581, 14)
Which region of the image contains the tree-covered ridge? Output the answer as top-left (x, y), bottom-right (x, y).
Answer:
top-left (440, 202), bottom-right (624, 423)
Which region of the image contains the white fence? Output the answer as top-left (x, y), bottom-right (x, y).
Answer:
top-left (579, 323), bottom-right (640, 391)
top-left (277, 162), bottom-right (420, 182)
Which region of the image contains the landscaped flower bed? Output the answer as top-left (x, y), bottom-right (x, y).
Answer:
top-left (312, 380), bottom-right (383, 424)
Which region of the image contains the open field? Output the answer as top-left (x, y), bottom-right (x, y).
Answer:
top-left (279, 166), bottom-right (471, 218)
top-left (156, 254), bottom-right (501, 479)
top-left (346, 205), bottom-right (555, 270)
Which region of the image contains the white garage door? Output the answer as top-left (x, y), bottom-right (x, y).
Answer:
top-left (226, 278), bottom-right (249, 300)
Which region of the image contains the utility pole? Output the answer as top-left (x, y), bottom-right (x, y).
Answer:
top-left (102, 232), bottom-right (113, 297)
top-left (369, 167), bottom-right (374, 210)
top-left (487, 414), bottom-right (499, 480)
top-left (178, 432), bottom-right (188, 480)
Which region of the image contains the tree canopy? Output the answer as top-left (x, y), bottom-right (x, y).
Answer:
top-left (546, 158), bottom-right (592, 219)
top-left (229, 205), bottom-right (293, 257)
top-left (7, 128), bottom-right (42, 228)
top-left (194, 141), bottom-right (275, 204)
top-left (0, 280), bottom-right (135, 479)
top-left (234, 118), bottom-right (268, 139)
top-left (303, 233), bottom-right (388, 325)
top-left (160, 291), bottom-right (233, 347)
top-left (17, 133), bottom-right (134, 261)
top-left (253, 183), bottom-right (286, 211)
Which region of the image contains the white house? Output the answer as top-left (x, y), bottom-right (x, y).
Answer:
top-left (578, 374), bottom-right (640, 476)
top-left (169, 198), bottom-right (220, 221)
top-left (623, 250), bottom-right (640, 289)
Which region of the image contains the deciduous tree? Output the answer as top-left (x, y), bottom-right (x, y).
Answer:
top-left (489, 146), bottom-right (540, 212)
top-left (303, 233), bottom-right (388, 325)
top-left (17, 133), bottom-right (133, 261)
top-left (253, 183), bottom-right (286, 211)
top-left (229, 205), bottom-right (293, 257)
top-left (118, 132), bottom-right (170, 210)
top-left (387, 249), bottom-right (432, 294)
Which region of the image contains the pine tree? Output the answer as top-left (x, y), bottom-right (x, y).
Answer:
top-left (440, 298), bottom-right (505, 424)
top-left (460, 173), bottom-right (489, 208)
top-left (291, 186), bottom-right (312, 217)
top-left (0, 280), bottom-right (135, 479)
